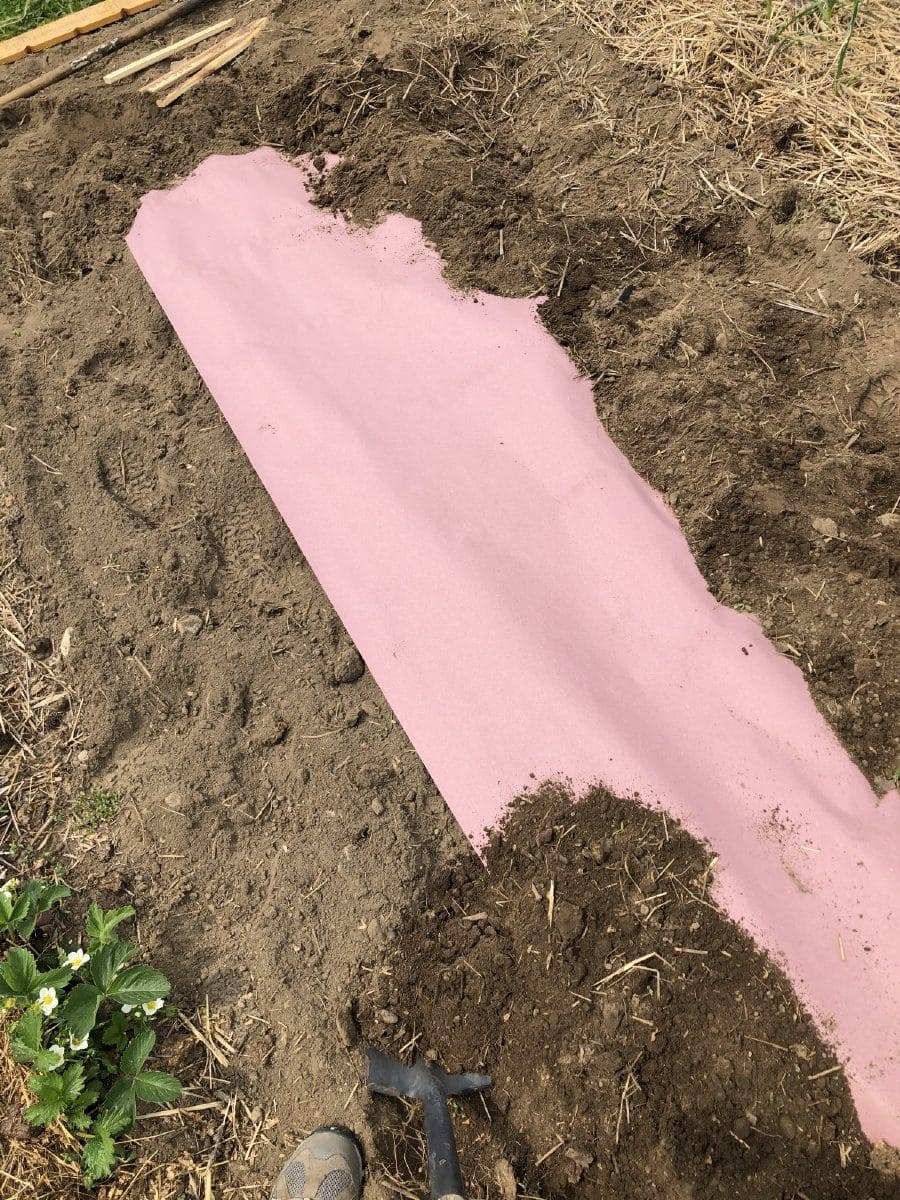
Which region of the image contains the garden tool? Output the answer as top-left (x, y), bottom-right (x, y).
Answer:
top-left (366, 1045), bottom-right (491, 1200)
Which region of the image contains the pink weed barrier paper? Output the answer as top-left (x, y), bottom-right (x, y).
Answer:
top-left (128, 149), bottom-right (900, 1143)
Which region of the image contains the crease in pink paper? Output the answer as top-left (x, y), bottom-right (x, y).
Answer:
top-left (128, 148), bottom-right (899, 1144)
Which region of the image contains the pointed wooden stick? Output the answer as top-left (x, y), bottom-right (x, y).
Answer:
top-left (139, 23), bottom-right (247, 92)
top-left (102, 16), bottom-right (233, 82)
top-left (156, 17), bottom-right (265, 107)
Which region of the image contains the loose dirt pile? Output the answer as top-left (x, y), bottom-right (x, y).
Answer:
top-left (360, 787), bottom-right (895, 1200)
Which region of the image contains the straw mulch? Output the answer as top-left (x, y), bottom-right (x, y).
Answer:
top-left (0, 555), bottom-right (82, 872)
top-left (557, 0), bottom-right (900, 275)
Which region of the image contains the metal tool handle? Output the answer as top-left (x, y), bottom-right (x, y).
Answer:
top-left (421, 1081), bottom-right (466, 1200)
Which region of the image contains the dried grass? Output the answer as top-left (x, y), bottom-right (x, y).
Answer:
top-left (0, 556), bottom-right (82, 869)
top-left (553, 0), bottom-right (900, 274)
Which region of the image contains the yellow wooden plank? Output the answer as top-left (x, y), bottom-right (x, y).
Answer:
top-left (0, 0), bottom-right (162, 65)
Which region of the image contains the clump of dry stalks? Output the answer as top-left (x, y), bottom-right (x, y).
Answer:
top-left (556, 0), bottom-right (900, 274)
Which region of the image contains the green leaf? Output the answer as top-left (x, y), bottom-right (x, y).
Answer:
top-left (35, 882), bottom-right (71, 915)
top-left (60, 1062), bottom-right (86, 1106)
top-left (107, 965), bottom-right (170, 1007)
top-left (82, 1129), bottom-right (117, 1186)
top-left (67, 1084), bottom-right (101, 1130)
top-left (11, 884), bottom-right (38, 938)
top-left (32, 1048), bottom-right (66, 1071)
top-left (98, 1077), bottom-right (136, 1134)
top-left (101, 1008), bottom-right (129, 1049)
top-left (121, 1027), bottom-right (155, 1078)
top-left (7, 890), bottom-right (30, 928)
top-left (24, 1097), bottom-right (64, 1127)
top-left (1, 947), bottom-right (38, 997)
top-left (90, 940), bottom-right (136, 992)
top-left (67, 1107), bottom-right (94, 1132)
top-left (60, 983), bottom-right (102, 1040)
top-left (36, 965), bottom-right (73, 993)
top-left (133, 1071), bottom-right (182, 1105)
top-left (85, 903), bottom-right (134, 947)
top-left (28, 1071), bottom-right (64, 1102)
top-left (11, 1041), bottom-right (40, 1065)
top-left (12, 1007), bottom-right (42, 1052)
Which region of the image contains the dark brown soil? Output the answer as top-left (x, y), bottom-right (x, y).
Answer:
top-left (0, 0), bottom-right (897, 1194)
top-left (359, 787), bottom-right (895, 1200)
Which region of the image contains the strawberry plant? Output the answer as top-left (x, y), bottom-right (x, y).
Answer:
top-left (0, 878), bottom-right (181, 1185)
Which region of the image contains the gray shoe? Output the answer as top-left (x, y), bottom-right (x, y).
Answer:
top-left (271, 1126), bottom-right (364, 1200)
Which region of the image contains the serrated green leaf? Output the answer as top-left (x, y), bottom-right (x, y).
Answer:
top-left (10, 883), bottom-right (38, 937)
top-left (107, 965), bottom-right (170, 1007)
top-left (7, 891), bottom-right (30, 926)
top-left (90, 940), bottom-right (136, 992)
top-left (68, 1083), bottom-right (101, 1130)
top-left (99, 1077), bottom-right (136, 1134)
top-left (28, 1071), bottom-right (64, 1102)
top-left (60, 982), bottom-right (101, 1040)
top-left (1, 947), bottom-right (38, 997)
top-left (133, 1070), bottom-right (182, 1105)
top-left (101, 1008), bottom-right (129, 1049)
top-left (121, 1027), bottom-right (155, 1078)
top-left (11, 1040), bottom-right (39, 1065)
top-left (32, 1048), bottom-right (65, 1071)
top-left (36, 965), bottom-right (73, 993)
top-left (82, 1129), bottom-right (117, 1185)
top-left (60, 1062), bottom-right (86, 1106)
top-left (67, 1107), bottom-right (93, 1131)
top-left (86, 903), bottom-right (134, 947)
top-left (24, 1097), bottom-right (64, 1127)
top-left (12, 1007), bottom-right (42, 1051)
top-left (35, 883), bottom-right (71, 915)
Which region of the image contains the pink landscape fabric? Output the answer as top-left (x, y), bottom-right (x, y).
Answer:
top-left (128, 148), bottom-right (899, 1143)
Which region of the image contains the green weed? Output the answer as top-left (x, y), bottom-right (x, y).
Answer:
top-left (75, 788), bottom-right (122, 830)
top-left (767, 0), bottom-right (866, 82)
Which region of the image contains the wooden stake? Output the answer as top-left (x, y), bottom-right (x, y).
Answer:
top-left (102, 16), bottom-right (233, 82)
top-left (0, 0), bottom-right (162, 65)
top-left (156, 17), bottom-right (265, 108)
top-left (0, 0), bottom-right (218, 110)
top-left (139, 24), bottom-right (247, 93)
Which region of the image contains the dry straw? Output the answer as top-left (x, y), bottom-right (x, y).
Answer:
top-left (0, 559), bottom-right (81, 870)
top-left (556, 0), bottom-right (900, 275)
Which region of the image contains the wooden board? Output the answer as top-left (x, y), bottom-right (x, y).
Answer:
top-left (0, 0), bottom-right (163, 64)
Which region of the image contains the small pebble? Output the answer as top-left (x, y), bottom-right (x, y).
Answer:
top-left (811, 516), bottom-right (839, 539)
top-left (370, 797), bottom-right (385, 816)
top-left (779, 1115), bottom-right (798, 1140)
top-left (334, 647), bottom-right (365, 684)
top-left (733, 1117), bottom-right (752, 1141)
top-left (175, 612), bottom-right (203, 637)
top-left (378, 1009), bottom-right (399, 1025)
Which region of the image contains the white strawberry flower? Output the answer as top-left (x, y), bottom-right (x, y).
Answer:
top-left (69, 1033), bottom-right (90, 1052)
top-left (142, 998), bottom-right (164, 1016)
top-left (121, 1003), bottom-right (136, 1014)
top-left (65, 948), bottom-right (90, 970)
top-left (46, 1043), bottom-right (65, 1069)
top-left (37, 987), bottom-right (59, 1015)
